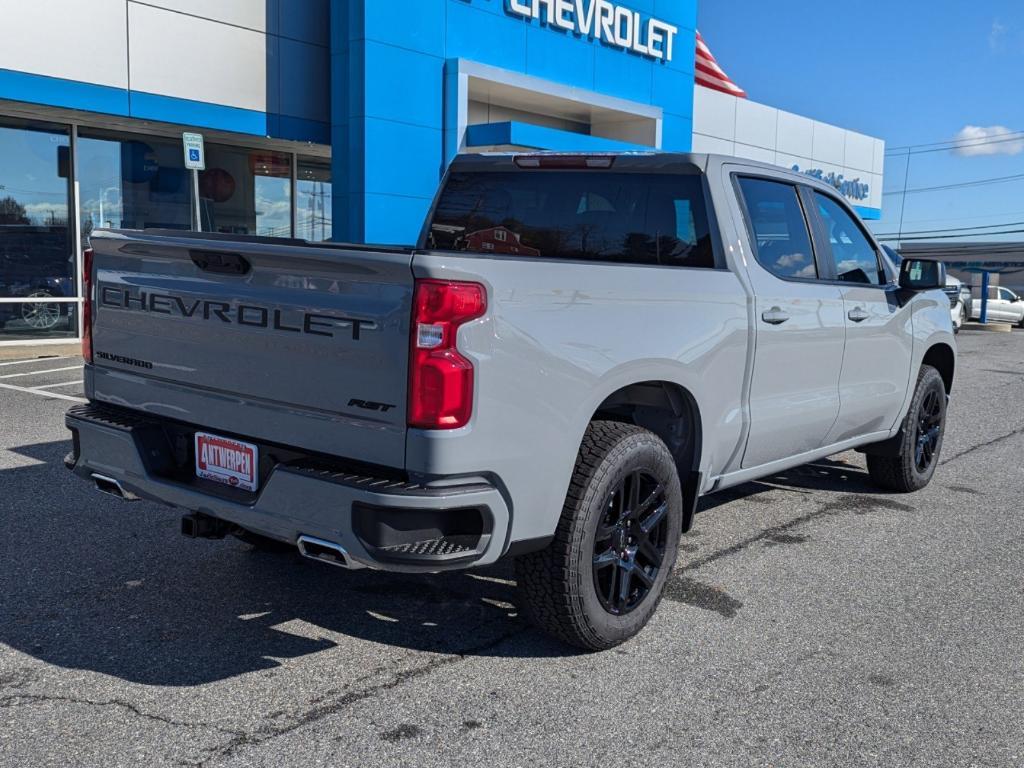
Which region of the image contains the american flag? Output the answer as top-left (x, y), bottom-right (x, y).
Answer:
top-left (695, 31), bottom-right (747, 98)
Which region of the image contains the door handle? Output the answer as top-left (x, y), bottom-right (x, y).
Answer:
top-left (848, 307), bottom-right (870, 323)
top-left (761, 307), bottom-right (790, 325)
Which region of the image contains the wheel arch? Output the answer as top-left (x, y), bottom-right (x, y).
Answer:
top-left (590, 380), bottom-right (703, 532)
top-left (922, 342), bottom-right (955, 394)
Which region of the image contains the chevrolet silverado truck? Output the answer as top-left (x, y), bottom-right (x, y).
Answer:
top-left (66, 153), bottom-right (955, 650)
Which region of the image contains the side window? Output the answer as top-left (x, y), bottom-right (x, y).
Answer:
top-left (814, 193), bottom-right (884, 286)
top-left (998, 287), bottom-right (1017, 302)
top-left (737, 177), bottom-right (817, 279)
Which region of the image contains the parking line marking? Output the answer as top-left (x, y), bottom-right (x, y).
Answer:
top-left (0, 356), bottom-right (74, 367)
top-left (33, 380), bottom-right (84, 389)
top-left (0, 381), bottom-right (86, 403)
top-left (0, 366), bottom-right (81, 379)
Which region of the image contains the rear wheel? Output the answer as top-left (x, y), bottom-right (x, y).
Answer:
top-left (867, 365), bottom-right (946, 492)
top-left (515, 421), bottom-right (683, 651)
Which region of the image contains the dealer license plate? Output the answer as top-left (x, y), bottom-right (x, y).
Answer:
top-left (194, 432), bottom-right (259, 492)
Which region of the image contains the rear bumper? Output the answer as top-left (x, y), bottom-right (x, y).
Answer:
top-left (65, 404), bottom-right (512, 573)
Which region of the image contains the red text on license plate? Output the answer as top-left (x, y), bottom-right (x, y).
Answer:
top-left (194, 433), bottom-right (258, 491)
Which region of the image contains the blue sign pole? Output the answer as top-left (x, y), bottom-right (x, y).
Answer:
top-left (980, 271), bottom-right (990, 324)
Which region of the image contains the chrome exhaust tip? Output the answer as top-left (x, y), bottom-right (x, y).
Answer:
top-left (297, 535), bottom-right (351, 568)
top-left (91, 473), bottom-right (139, 501)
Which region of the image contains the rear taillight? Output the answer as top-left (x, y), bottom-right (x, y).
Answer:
top-left (82, 247), bottom-right (94, 364)
top-left (408, 279), bottom-right (486, 430)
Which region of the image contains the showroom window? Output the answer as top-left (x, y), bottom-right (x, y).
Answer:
top-left (200, 145), bottom-right (292, 237)
top-left (1, 117), bottom-right (332, 344)
top-left (0, 119), bottom-right (77, 340)
top-left (297, 158), bottom-right (332, 241)
top-left (78, 129), bottom-right (193, 234)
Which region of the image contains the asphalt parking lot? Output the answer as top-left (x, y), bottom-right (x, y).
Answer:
top-left (1, 333), bottom-right (1022, 768)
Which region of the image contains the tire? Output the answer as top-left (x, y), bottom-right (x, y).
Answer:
top-left (867, 365), bottom-right (946, 492)
top-left (21, 290), bottom-right (63, 331)
top-left (515, 421), bottom-right (683, 651)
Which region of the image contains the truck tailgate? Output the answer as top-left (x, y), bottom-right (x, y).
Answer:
top-left (87, 231), bottom-right (413, 466)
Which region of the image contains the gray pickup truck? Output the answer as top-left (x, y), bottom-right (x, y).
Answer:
top-left (66, 153), bottom-right (955, 650)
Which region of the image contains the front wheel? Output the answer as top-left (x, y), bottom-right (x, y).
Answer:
top-left (867, 365), bottom-right (947, 492)
top-left (515, 421), bottom-right (683, 651)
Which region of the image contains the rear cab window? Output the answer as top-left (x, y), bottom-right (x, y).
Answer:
top-left (427, 170), bottom-right (716, 269)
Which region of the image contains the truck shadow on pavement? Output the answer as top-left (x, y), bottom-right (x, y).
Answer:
top-left (0, 441), bottom-right (575, 688)
top-left (1, 443), bottom-right (893, 687)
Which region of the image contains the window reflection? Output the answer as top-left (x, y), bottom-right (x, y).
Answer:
top-left (78, 130), bottom-right (193, 234)
top-left (201, 146), bottom-right (291, 237)
top-left (297, 159), bottom-right (332, 241)
top-left (0, 120), bottom-right (73, 301)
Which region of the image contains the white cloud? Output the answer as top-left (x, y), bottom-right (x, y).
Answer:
top-left (989, 20), bottom-right (1007, 51)
top-left (952, 125), bottom-right (1024, 157)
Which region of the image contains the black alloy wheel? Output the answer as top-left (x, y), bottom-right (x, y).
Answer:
top-left (914, 388), bottom-right (943, 474)
top-left (515, 421), bottom-right (684, 650)
top-left (867, 365), bottom-right (947, 492)
top-left (592, 469), bottom-right (669, 616)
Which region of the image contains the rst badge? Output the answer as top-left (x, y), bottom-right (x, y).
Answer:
top-left (195, 432), bottom-right (258, 492)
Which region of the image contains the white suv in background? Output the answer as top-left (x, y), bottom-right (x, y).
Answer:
top-left (943, 275), bottom-right (969, 332)
top-left (971, 286), bottom-right (1024, 327)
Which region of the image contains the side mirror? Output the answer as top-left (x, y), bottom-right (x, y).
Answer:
top-left (898, 258), bottom-right (946, 291)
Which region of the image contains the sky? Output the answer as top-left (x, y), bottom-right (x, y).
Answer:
top-left (698, 1), bottom-right (1024, 243)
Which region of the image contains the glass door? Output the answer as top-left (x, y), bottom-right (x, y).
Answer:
top-left (0, 119), bottom-right (77, 340)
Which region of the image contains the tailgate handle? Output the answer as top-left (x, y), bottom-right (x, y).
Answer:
top-left (190, 250), bottom-right (251, 275)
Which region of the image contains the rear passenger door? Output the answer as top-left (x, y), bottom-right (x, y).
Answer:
top-left (734, 176), bottom-right (846, 469)
top-left (809, 192), bottom-right (913, 442)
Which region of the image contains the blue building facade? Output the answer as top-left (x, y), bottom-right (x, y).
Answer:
top-left (332, 0), bottom-right (697, 243)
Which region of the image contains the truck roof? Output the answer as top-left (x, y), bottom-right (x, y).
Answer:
top-left (448, 151), bottom-right (829, 189)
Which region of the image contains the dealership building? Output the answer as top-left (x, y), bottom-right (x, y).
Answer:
top-left (0, 0), bottom-right (884, 344)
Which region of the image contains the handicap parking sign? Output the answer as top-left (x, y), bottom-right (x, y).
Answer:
top-left (182, 132), bottom-right (206, 170)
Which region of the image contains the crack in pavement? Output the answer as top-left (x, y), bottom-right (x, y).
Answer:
top-left (0, 693), bottom-right (246, 738)
top-left (939, 425), bottom-right (1024, 466)
top-left (681, 422), bottom-right (1024, 578)
top-left (182, 625), bottom-right (527, 767)
top-left (679, 495), bottom-right (912, 575)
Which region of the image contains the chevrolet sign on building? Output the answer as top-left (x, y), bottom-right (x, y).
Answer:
top-left (506, 0), bottom-right (679, 61)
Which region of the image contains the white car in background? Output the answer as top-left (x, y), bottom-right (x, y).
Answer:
top-left (971, 286), bottom-right (1024, 327)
